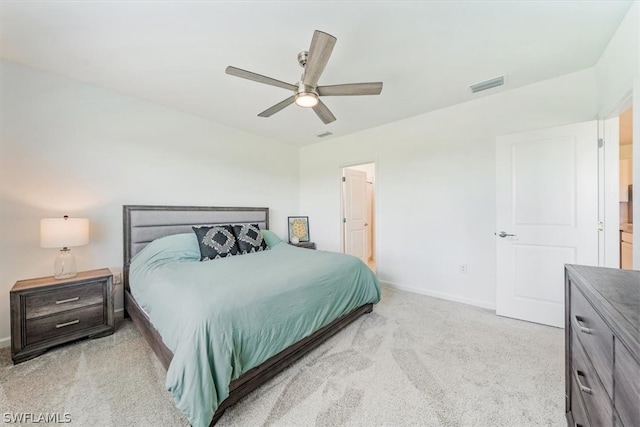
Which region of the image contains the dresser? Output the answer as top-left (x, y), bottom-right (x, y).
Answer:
top-left (10, 268), bottom-right (115, 364)
top-left (565, 265), bottom-right (640, 427)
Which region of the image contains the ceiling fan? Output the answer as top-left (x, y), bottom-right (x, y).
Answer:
top-left (226, 30), bottom-right (383, 124)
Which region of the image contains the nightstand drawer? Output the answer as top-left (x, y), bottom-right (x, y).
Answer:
top-left (26, 304), bottom-right (105, 345)
top-left (570, 283), bottom-right (613, 397)
top-left (25, 282), bottom-right (104, 319)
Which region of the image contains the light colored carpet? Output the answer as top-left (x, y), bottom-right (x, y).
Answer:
top-left (0, 286), bottom-right (566, 426)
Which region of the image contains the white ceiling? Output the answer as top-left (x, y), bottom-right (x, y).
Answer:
top-left (1, 1), bottom-right (633, 146)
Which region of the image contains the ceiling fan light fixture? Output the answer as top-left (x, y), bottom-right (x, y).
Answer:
top-left (295, 92), bottom-right (318, 108)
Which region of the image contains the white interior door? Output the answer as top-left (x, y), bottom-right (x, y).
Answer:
top-left (343, 168), bottom-right (369, 262)
top-left (366, 182), bottom-right (374, 261)
top-left (496, 121), bottom-right (599, 327)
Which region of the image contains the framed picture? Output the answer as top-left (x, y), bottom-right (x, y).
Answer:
top-left (288, 216), bottom-right (310, 242)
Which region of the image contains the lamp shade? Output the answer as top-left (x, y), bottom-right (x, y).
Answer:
top-left (40, 217), bottom-right (89, 248)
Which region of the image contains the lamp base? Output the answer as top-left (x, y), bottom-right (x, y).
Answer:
top-left (54, 248), bottom-right (77, 279)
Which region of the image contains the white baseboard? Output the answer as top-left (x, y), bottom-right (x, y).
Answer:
top-left (0, 336), bottom-right (10, 349)
top-left (380, 280), bottom-right (496, 311)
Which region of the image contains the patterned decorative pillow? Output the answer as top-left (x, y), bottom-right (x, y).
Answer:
top-left (192, 225), bottom-right (240, 261)
top-left (232, 223), bottom-right (269, 254)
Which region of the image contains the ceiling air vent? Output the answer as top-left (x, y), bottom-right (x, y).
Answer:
top-left (317, 131), bottom-right (333, 138)
top-left (470, 76), bottom-right (504, 93)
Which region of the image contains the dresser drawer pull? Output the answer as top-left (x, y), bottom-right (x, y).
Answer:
top-left (55, 297), bottom-right (80, 305)
top-left (55, 319), bottom-right (80, 329)
top-left (572, 315), bottom-right (592, 334)
top-left (575, 370), bottom-right (592, 394)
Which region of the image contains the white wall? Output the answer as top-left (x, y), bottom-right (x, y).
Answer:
top-left (0, 61), bottom-right (300, 346)
top-left (594, 1), bottom-right (638, 118)
top-left (594, 1), bottom-right (639, 268)
top-left (300, 69), bottom-right (598, 309)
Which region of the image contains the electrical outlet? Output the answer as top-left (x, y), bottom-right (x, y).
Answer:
top-left (459, 264), bottom-right (468, 274)
top-left (113, 272), bottom-right (122, 285)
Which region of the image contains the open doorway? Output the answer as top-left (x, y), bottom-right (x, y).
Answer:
top-left (341, 163), bottom-right (376, 272)
top-left (619, 107), bottom-right (634, 269)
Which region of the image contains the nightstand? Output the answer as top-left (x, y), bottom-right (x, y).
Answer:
top-left (289, 241), bottom-right (316, 250)
top-left (10, 268), bottom-right (114, 364)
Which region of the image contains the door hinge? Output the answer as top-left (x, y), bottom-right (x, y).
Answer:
top-left (343, 218), bottom-right (346, 223)
top-left (598, 221), bottom-right (604, 231)
top-left (598, 138), bottom-right (604, 148)
top-left (342, 176), bottom-right (346, 182)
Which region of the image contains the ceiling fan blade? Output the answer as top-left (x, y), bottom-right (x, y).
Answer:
top-left (302, 31), bottom-right (337, 88)
top-left (317, 82), bottom-right (383, 96)
top-left (312, 99), bottom-right (336, 124)
top-left (257, 96), bottom-right (296, 118)
top-left (226, 66), bottom-right (297, 91)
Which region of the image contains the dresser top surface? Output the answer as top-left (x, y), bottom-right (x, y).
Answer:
top-left (566, 264), bottom-right (639, 344)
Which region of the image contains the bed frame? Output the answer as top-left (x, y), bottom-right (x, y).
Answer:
top-left (122, 205), bottom-right (373, 425)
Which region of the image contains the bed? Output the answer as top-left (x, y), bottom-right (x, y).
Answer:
top-left (122, 205), bottom-right (380, 427)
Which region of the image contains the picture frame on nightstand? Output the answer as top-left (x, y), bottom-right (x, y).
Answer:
top-left (288, 216), bottom-right (310, 243)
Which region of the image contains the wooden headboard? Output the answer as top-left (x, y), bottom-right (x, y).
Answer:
top-left (122, 205), bottom-right (269, 291)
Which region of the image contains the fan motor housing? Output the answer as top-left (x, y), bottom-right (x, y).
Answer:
top-left (297, 51), bottom-right (309, 67)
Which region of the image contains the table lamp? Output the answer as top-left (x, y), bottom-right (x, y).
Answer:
top-left (40, 216), bottom-right (89, 279)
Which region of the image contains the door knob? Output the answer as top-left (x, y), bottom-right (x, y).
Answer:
top-left (496, 231), bottom-right (516, 238)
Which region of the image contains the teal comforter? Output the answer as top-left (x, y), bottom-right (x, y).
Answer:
top-left (129, 231), bottom-right (380, 427)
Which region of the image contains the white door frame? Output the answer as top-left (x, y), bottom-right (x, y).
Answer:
top-left (600, 117), bottom-right (621, 268)
top-left (602, 92), bottom-right (633, 269)
top-left (339, 161), bottom-right (377, 269)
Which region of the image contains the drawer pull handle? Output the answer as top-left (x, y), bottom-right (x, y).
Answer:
top-left (575, 370), bottom-right (592, 395)
top-left (572, 315), bottom-right (592, 334)
top-left (56, 297), bottom-right (79, 305)
top-left (55, 319), bottom-right (80, 329)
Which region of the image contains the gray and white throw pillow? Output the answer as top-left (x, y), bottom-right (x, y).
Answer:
top-left (233, 223), bottom-right (269, 254)
top-left (192, 225), bottom-right (240, 261)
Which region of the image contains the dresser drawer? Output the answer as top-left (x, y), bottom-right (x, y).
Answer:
top-left (25, 304), bottom-right (105, 345)
top-left (614, 340), bottom-right (640, 427)
top-left (570, 374), bottom-right (591, 427)
top-left (25, 281), bottom-right (104, 319)
top-left (572, 329), bottom-right (612, 427)
top-left (570, 284), bottom-right (613, 397)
